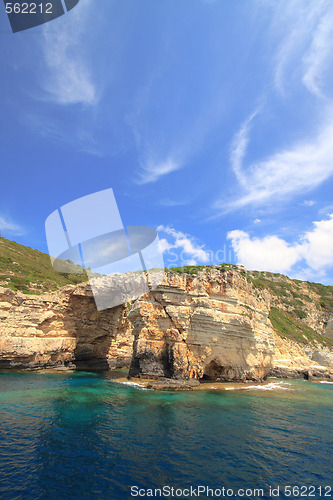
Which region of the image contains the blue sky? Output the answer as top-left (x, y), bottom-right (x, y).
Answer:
top-left (0, 0), bottom-right (333, 284)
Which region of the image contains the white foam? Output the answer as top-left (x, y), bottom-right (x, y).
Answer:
top-left (319, 381), bottom-right (333, 384)
top-left (112, 380), bottom-right (150, 390)
top-left (225, 382), bottom-right (293, 391)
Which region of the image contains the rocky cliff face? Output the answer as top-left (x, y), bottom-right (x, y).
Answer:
top-left (0, 284), bottom-right (132, 370)
top-left (129, 270), bottom-right (274, 381)
top-left (1, 267), bottom-right (333, 381)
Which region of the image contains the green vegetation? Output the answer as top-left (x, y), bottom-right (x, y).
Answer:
top-left (269, 307), bottom-right (333, 347)
top-left (246, 271), bottom-right (292, 296)
top-left (244, 270), bottom-right (333, 346)
top-left (307, 282), bottom-right (333, 313)
top-left (169, 265), bottom-right (209, 275)
top-left (0, 236), bottom-right (91, 294)
top-left (169, 263), bottom-right (236, 275)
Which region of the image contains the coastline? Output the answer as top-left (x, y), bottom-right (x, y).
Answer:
top-left (1, 367), bottom-right (332, 391)
top-left (111, 374), bottom-right (315, 391)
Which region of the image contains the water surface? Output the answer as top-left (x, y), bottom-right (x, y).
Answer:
top-left (0, 372), bottom-right (332, 499)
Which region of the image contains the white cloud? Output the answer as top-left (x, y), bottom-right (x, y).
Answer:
top-left (41, 0), bottom-right (97, 105)
top-left (227, 229), bottom-right (302, 274)
top-left (303, 214), bottom-right (333, 269)
top-left (158, 238), bottom-right (172, 253)
top-left (218, 113), bottom-right (333, 212)
top-left (157, 225), bottom-right (211, 266)
top-left (0, 216), bottom-right (24, 235)
top-left (228, 214), bottom-right (333, 280)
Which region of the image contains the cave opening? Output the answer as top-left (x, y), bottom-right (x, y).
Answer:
top-left (202, 359), bottom-right (224, 381)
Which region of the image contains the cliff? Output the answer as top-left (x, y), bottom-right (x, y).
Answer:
top-left (1, 266), bottom-right (333, 381)
top-left (128, 269), bottom-right (274, 381)
top-left (0, 283), bottom-right (133, 370)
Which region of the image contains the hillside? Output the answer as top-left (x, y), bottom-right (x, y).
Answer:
top-left (170, 265), bottom-right (333, 349)
top-left (0, 236), bottom-right (90, 294)
top-left (1, 236), bottom-right (333, 352)
top-left (1, 266), bottom-right (333, 380)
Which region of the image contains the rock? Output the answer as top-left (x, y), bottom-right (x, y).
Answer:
top-left (0, 284), bottom-right (133, 370)
top-left (270, 331), bottom-right (333, 380)
top-left (144, 378), bottom-right (200, 390)
top-left (1, 268), bottom-right (333, 383)
top-left (129, 269), bottom-right (275, 381)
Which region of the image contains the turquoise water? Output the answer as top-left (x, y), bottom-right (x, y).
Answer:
top-left (0, 373), bottom-right (332, 499)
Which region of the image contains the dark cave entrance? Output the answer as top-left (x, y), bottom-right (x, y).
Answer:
top-left (202, 359), bottom-right (224, 381)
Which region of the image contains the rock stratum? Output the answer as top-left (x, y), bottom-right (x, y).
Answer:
top-left (1, 267), bottom-right (333, 382)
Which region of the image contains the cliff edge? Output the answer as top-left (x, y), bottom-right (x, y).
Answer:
top-left (1, 265), bottom-right (333, 382)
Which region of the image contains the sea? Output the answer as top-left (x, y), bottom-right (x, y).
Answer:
top-left (0, 371), bottom-right (332, 500)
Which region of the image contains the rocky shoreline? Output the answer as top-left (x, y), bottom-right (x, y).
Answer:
top-left (1, 268), bottom-right (333, 383)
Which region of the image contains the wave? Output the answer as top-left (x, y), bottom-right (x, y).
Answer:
top-left (319, 381), bottom-right (333, 384)
top-left (112, 380), bottom-right (150, 390)
top-left (225, 382), bottom-right (293, 391)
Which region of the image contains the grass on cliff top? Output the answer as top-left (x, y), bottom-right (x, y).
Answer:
top-left (169, 263), bottom-right (236, 275)
top-left (0, 236), bottom-right (90, 294)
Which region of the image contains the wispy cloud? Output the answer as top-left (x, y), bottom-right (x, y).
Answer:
top-left (0, 216), bottom-right (24, 235)
top-left (229, 110), bottom-right (259, 188)
top-left (271, 0), bottom-right (332, 97)
top-left (218, 113), bottom-right (333, 212)
top-left (137, 157), bottom-right (182, 184)
top-left (41, 0), bottom-right (98, 105)
top-left (22, 1), bottom-right (102, 154)
top-left (302, 10), bottom-right (333, 98)
top-left (128, 24), bottom-right (235, 185)
top-left (213, 1), bottom-right (333, 215)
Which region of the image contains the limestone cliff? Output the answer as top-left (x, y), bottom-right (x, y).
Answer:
top-left (0, 284), bottom-right (133, 370)
top-left (1, 267), bottom-right (333, 381)
top-left (129, 269), bottom-right (274, 381)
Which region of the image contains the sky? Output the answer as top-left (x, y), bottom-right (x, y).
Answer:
top-left (0, 0), bottom-right (333, 284)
